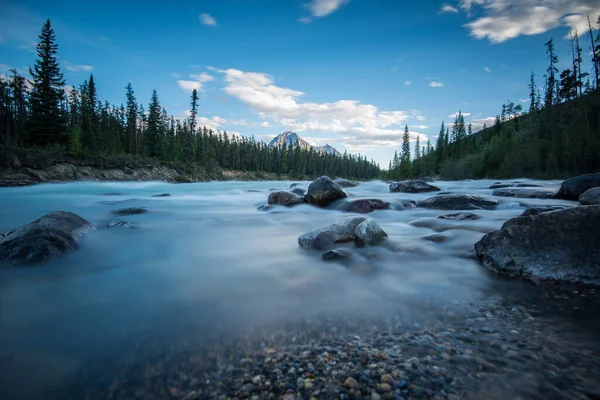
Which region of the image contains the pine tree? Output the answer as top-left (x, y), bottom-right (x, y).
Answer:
top-left (27, 19), bottom-right (66, 146)
top-left (190, 88), bottom-right (199, 135)
top-left (146, 90), bottom-right (163, 158)
top-left (544, 39), bottom-right (558, 107)
top-left (125, 83), bottom-right (137, 154)
top-left (528, 72), bottom-right (537, 113)
top-left (587, 15), bottom-right (599, 89)
top-left (400, 125), bottom-right (411, 177)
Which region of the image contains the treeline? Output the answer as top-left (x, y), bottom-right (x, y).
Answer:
top-left (0, 20), bottom-right (380, 180)
top-left (389, 15), bottom-right (600, 180)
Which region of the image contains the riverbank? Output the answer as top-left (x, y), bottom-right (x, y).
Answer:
top-left (0, 148), bottom-right (304, 186)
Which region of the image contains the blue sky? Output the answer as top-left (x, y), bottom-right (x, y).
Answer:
top-left (1, 0), bottom-right (599, 167)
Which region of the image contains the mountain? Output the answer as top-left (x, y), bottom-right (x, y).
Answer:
top-left (268, 131), bottom-right (341, 156)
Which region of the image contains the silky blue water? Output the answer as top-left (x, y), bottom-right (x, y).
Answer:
top-left (0, 178), bottom-right (573, 397)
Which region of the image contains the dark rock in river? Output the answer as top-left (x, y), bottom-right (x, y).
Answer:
top-left (101, 192), bottom-right (123, 196)
top-left (333, 178), bottom-right (359, 188)
top-left (557, 173), bottom-right (600, 200)
top-left (489, 183), bottom-right (513, 189)
top-left (321, 249), bottom-right (349, 261)
top-left (402, 199), bottom-right (417, 209)
top-left (267, 191), bottom-right (306, 207)
top-left (418, 194), bottom-right (498, 210)
top-left (520, 206), bottom-right (568, 217)
top-left (290, 188), bottom-right (306, 196)
top-left (0, 211), bottom-right (93, 264)
top-left (475, 206), bottom-right (600, 286)
top-left (110, 207), bottom-right (149, 216)
top-left (257, 205), bottom-right (272, 211)
top-left (298, 216), bottom-right (366, 250)
top-left (579, 187), bottom-right (600, 205)
top-left (354, 219), bottom-right (387, 247)
top-left (289, 183), bottom-right (301, 188)
top-left (107, 219), bottom-right (135, 229)
top-left (421, 233), bottom-right (450, 243)
top-left (345, 199), bottom-right (390, 214)
top-left (514, 183), bottom-right (542, 187)
top-left (152, 193), bottom-right (171, 197)
top-left (389, 179), bottom-right (440, 193)
top-left (305, 176), bottom-right (347, 207)
top-left (492, 187), bottom-right (557, 199)
top-left (437, 212), bottom-right (479, 221)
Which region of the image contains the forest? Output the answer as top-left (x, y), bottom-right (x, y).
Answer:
top-left (389, 15), bottom-right (600, 180)
top-left (0, 20), bottom-right (380, 181)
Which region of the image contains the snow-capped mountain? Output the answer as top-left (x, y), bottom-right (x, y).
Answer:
top-left (268, 131), bottom-right (341, 156)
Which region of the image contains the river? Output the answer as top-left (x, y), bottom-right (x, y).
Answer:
top-left (0, 178), bottom-right (597, 399)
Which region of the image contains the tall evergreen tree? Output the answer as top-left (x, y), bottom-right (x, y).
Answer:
top-left (145, 90), bottom-right (163, 158)
top-left (544, 39), bottom-right (558, 107)
top-left (528, 72), bottom-right (537, 113)
top-left (125, 83), bottom-right (137, 154)
top-left (27, 19), bottom-right (65, 146)
top-left (400, 125), bottom-right (411, 177)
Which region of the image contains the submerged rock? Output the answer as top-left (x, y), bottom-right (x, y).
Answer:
top-left (418, 194), bottom-right (498, 210)
top-left (152, 193), bottom-right (171, 197)
top-left (389, 179), bottom-right (440, 193)
top-left (321, 249), bottom-right (349, 261)
top-left (355, 219), bottom-right (387, 247)
top-left (421, 233), bottom-right (450, 243)
top-left (437, 212), bottom-right (479, 221)
top-left (298, 216), bottom-right (366, 250)
top-left (267, 191), bottom-right (306, 207)
top-left (107, 219), bottom-right (135, 229)
top-left (492, 187), bottom-right (557, 199)
top-left (579, 187), bottom-right (600, 205)
top-left (489, 183), bottom-right (513, 189)
top-left (557, 173), bottom-right (600, 200)
top-left (345, 199), bottom-right (390, 214)
top-left (520, 206), bottom-right (568, 217)
top-left (333, 178), bottom-right (359, 188)
top-left (110, 207), bottom-right (149, 216)
top-left (0, 211), bottom-right (94, 264)
top-left (475, 206), bottom-right (600, 286)
top-left (290, 188), bottom-right (306, 196)
top-left (305, 176), bottom-right (347, 207)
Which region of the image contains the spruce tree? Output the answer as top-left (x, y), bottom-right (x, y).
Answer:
top-left (528, 72), bottom-right (537, 113)
top-left (400, 125), bottom-right (411, 177)
top-left (544, 39), bottom-right (558, 107)
top-left (28, 19), bottom-right (66, 146)
top-left (125, 83), bottom-right (137, 154)
top-left (146, 90), bottom-right (163, 158)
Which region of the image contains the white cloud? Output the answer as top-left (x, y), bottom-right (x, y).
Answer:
top-left (470, 116), bottom-right (496, 130)
top-left (215, 68), bottom-right (426, 151)
top-left (484, 66), bottom-right (491, 73)
top-left (416, 116), bottom-right (426, 121)
top-left (430, 81), bottom-right (444, 87)
top-left (519, 98), bottom-right (529, 103)
top-left (199, 13), bottom-right (217, 26)
top-left (64, 62), bottom-right (93, 72)
top-left (298, 17), bottom-right (313, 24)
top-left (177, 72), bottom-right (215, 92)
top-left (440, 3), bottom-right (459, 13)
top-left (410, 125), bottom-right (429, 129)
top-left (448, 112), bottom-right (472, 118)
top-left (304, 0), bottom-right (349, 18)
top-left (260, 121), bottom-right (271, 127)
top-left (404, 80), bottom-right (412, 86)
top-left (461, 0), bottom-right (600, 43)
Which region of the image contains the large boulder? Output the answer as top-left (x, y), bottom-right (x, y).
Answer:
top-left (418, 194), bottom-right (498, 210)
top-left (267, 191), bottom-right (306, 207)
top-left (389, 179), bottom-right (440, 193)
top-left (0, 211), bottom-right (94, 264)
top-left (354, 219), bottom-right (387, 247)
top-left (557, 173), bottom-right (600, 200)
top-left (298, 216), bottom-right (366, 250)
top-left (334, 178), bottom-right (359, 188)
top-left (305, 176), bottom-right (347, 207)
top-left (492, 187), bottom-right (557, 199)
top-left (345, 199), bottom-right (390, 214)
top-left (579, 187), bottom-right (600, 205)
top-left (474, 206), bottom-right (600, 286)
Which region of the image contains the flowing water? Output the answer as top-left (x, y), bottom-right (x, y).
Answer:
top-left (0, 179), bottom-right (592, 398)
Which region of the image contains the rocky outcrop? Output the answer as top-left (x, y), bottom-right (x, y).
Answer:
top-left (267, 191), bottom-right (306, 207)
top-left (389, 180), bottom-right (440, 193)
top-left (305, 176), bottom-right (347, 207)
top-left (418, 194), bottom-right (498, 210)
top-left (520, 206), bottom-right (568, 217)
top-left (333, 178), bottom-right (359, 188)
top-left (354, 219), bottom-right (387, 247)
top-left (492, 187), bottom-right (557, 199)
top-left (557, 173), bottom-right (600, 200)
top-left (475, 206), bottom-right (600, 286)
top-left (298, 216), bottom-right (366, 250)
top-left (579, 187), bottom-right (600, 205)
top-left (344, 199), bottom-right (390, 214)
top-left (0, 211), bottom-right (94, 264)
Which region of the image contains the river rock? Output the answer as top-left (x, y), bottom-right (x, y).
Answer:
top-left (474, 206), bottom-right (600, 286)
top-left (355, 219), bottom-right (387, 247)
top-left (107, 219), bottom-right (135, 229)
top-left (267, 191), bottom-right (306, 207)
top-left (298, 216), bottom-right (366, 250)
top-left (492, 187), bottom-right (557, 199)
top-left (289, 183), bottom-right (301, 188)
top-left (290, 188), bottom-right (306, 196)
top-left (0, 211), bottom-right (94, 264)
top-left (321, 249), bottom-right (349, 261)
top-left (334, 178), bottom-right (359, 187)
top-left (579, 187), bottom-right (600, 205)
top-left (437, 212), bottom-right (479, 221)
top-left (305, 176), bottom-right (347, 207)
top-left (389, 179), bottom-right (440, 193)
top-left (418, 194), bottom-right (498, 210)
top-left (557, 173), bottom-right (600, 200)
top-left (152, 193), bottom-right (171, 197)
top-left (421, 233), bottom-right (450, 243)
top-left (489, 183), bottom-right (513, 189)
top-left (520, 206), bottom-right (568, 217)
top-left (110, 207), bottom-right (149, 216)
top-left (345, 199), bottom-right (390, 214)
